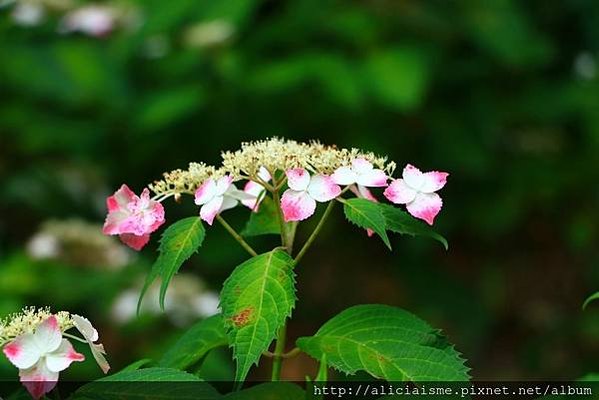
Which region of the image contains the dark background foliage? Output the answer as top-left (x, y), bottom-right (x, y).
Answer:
top-left (1, 0), bottom-right (598, 381)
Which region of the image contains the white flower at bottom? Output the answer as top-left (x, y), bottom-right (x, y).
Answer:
top-left (2, 316), bottom-right (84, 399)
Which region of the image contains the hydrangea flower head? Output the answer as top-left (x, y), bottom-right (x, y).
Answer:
top-left (384, 164), bottom-right (448, 225)
top-left (3, 316), bottom-right (84, 399)
top-left (103, 184), bottom-right (165, 250)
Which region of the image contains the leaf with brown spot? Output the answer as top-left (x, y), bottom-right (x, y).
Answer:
top-left (220, 249), bottom-right (296, 383)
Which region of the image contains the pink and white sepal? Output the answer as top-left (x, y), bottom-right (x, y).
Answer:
top-left (384, 164), bottom-right (448, 225)
top-left (241, 166), bottom-right (271, 212)
top-left (103, 184), bottom-right (166, 250)
top-left (195, 175), bottom-right (256, 225)
top-left (281, 168), bottom-right (341, 222)
top-left (2, 316), bottom-right (85, 399)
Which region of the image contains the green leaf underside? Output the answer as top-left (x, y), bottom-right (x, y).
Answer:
top-left (296, 304), bottom-right (470, 382)
top-left (138, 217), bottom-right (206, 311)
top-left (74, 368), bottom-right (220, 400)
top-left (223, 382), bottom-right (304, 400)
top-left (159, 314), bottom-right (228, 370)
top-left (583, 292), bottom-right (599, 310)
top-left (241, 196), bottom-right (281, 237)
top-left (343, 198), bottom-right (391, 249)
top-left (378, 203), bottom-right (449, 250)
top-left (220, 249), bottom-right (296, 382)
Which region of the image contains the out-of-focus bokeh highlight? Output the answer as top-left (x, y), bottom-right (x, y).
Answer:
top-left (1, 0), bottom-right (598, 381)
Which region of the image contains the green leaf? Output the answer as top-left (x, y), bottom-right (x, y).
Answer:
top-left (297, 304), bottom-right (470, 382)
top-left (119, 359), bottom-right (153, 372)
top-left (220, 250), bottom-right (296, 382)
top-left (343, 198), bottom-right (391, 250)
top-left (74, 368), bottom-right (220, 400)
top-left (378, 203), bottom-right (449, 250)
top-left (241, 196), bottom-right (281, 236)
top-left (159, 314), bottom-right (228, 370)
top-left (138, 217), bottom-right (206, 311)
top-left (223, 382), bottom-right (304, 400)
top-left (583, 292), bottom-right (599, 310)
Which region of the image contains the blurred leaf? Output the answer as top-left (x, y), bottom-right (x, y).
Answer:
top-left (297, 304), bottom-right (470, 381)
top-left (343, 198), bottom-right (391, 250)
top-left (363, 47), bottom-right (430, 111)
top-left (136, 86), bottom-right (205, 131)
top-left (120, 359), bottom-right (153, 372)
top-left (378, 203), bottom-right (449, 249)
top-left (159, 314), bottom-right (228, 370)
top-left (242, 196), bottom-right (281, 237)
top-left (220, 250), bottom-right (296, 382)
top-left (583, 292), bottom-right (599, 310)
top-left (139, 217), bottom-right (206, 311)
top-left (74, 368), bottom-right (220, 400)
top-left (224, 382), bottom-right (304, 400)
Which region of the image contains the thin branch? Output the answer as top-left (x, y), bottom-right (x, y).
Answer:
top-left (293, 201), bottom-right (336, 266)
top-left (216, 215), bottom-right (258, 257)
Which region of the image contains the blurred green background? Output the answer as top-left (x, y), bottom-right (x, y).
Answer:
top-left (1, 0), bottom-right (599, 382)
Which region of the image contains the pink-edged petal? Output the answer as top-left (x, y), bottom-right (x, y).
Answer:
top-left (286, 168), bottom-right (310, 191)
top-left (357, 185), bottom-right (378, 202)
top-left (307, 175), bottom-right (341, 202)
top-left (402, 164), bottom-right (424, 190)
top-left (147, 201), bottom-right (165, 233)
top-left (331, 166), bottom-right (356, 185)
top-left (420, 171), bottom-right (449, 193)
top-left (215, 175), bottom-right (233, 196)
top-left (19, 361), bottom-right (58, 400)
top-left (366, 228), bottom-right (375, 237)
top-left (406, 192), bottom-right (443, 225)
top-left (200, 196), bottom-right (224, 225)
top-left (194, 179), bottom-right (217, 206)
top-left (106, 184), bottom-right (136, 212)
top-left (45, 339), bottom-right (85, 373)
top-left (102, 210), bottom-right (129, 235)
top-left (351, 158), bottom-right (374, 174)
top-left (356, 168), bottom-right (387, 187)
top-left (119, 233), bottom-right (150, 251)
top-left (242, 181), bottom-right (265, 211)
top-left (225, 185), bottom-right (255, 201)
top-left (384, 179), bottom-right (417, 204)
top-left (281, 190), bottom-right (316, 222)
top-left (3, 334), bottom-right (42, 370)
top-left (33, 316), bottom-right (62, 354)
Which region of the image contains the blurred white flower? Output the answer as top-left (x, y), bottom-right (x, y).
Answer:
top-left (26, 219), bottom-right (132, 269)
top-left (574, 52), bottom-right (596, 80)
top-left (11, 1), bottom-right (45, 26)
top-left (58, 5), bottom-right (115, 36)
top-left (111, 274), bottom-right (220, 326)
top-left (27, 233), bottom-right (60, 259)
top-left (183, 20), bottom-right (234, 48)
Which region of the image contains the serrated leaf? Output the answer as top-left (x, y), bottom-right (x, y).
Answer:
top-left (378, 203), bottom-right (449, 250)
top-left (223, 382), bottom-right (304, 400)
top-left (296, 304), bottom-right (470, 382)
top-left (583, 292), bottom-right (599, 310)
top-left (73, 368), bottom-right (220, 400)
top-left (343, 198), bottom-right (391, 250)
top-left (241, 196), bottom-right (281, 237)
top-left (220, 250), bottom-right (296, 383)
top-left (159, 314), bottom-right (228, 370)
top-left (138, 217), bottom-right (206, 311)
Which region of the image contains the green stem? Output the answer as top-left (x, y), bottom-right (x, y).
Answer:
top-left (270, 324), bottom-right (287, 381)
top-left (293, 201), bottom-right (335, 266)
top-left (216, 215), bottom-right (258, 257)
